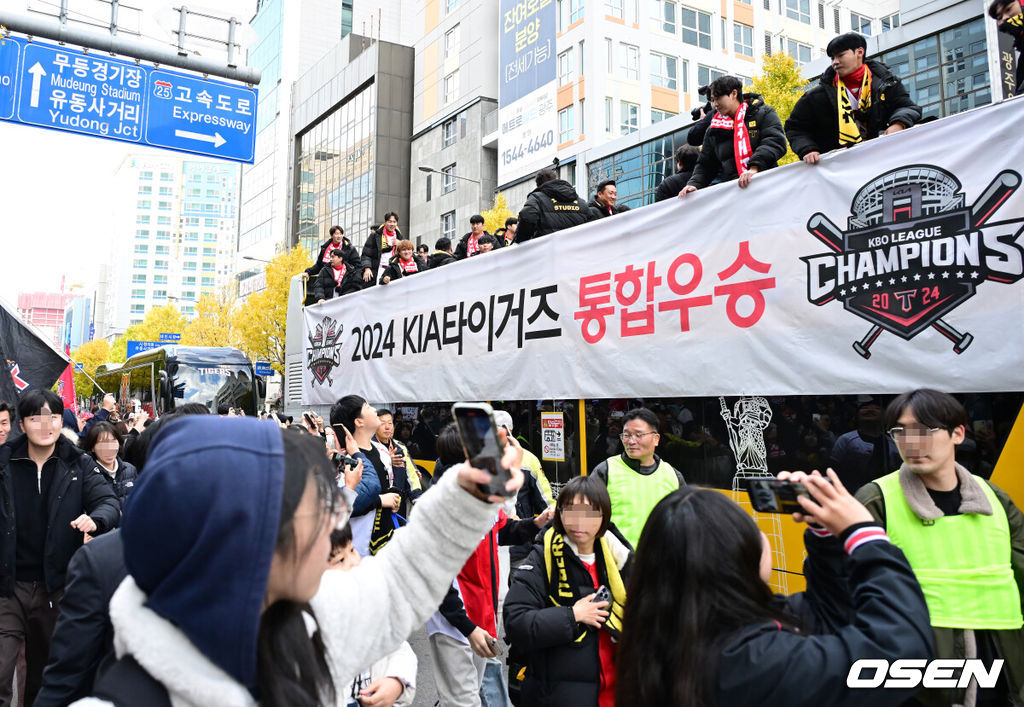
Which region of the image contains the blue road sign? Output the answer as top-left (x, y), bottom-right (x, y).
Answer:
top-left (254, 362), bottom-right (274, 376)
top-left (74, 362), bottom-right (84, 371)
top-left (159, 332), bottom-right (182, 343)
top-left (126, 340), bottom-right (161, 358)
top-left (1, 35), bottom-right (256, 163)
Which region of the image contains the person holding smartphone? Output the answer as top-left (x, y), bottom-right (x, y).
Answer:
top-left (614, 470), bottom-right (932, 707)
top-left (504, 475), bottom-right (632, 707)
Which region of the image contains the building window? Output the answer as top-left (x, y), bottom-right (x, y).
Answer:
top-left (765, 32), bottom-right (773, 55)
top-left (130, 305), bottom-right (145, 315)
top-left (620, 101), bottom-right (640, 134)
top-left (160, 172), bottom-right (173, 181)
top-left (184, 247), bottom-right (199, 256)
top-left (605, 97), bottom-right (613, 132)
top-left (156, 230), bottom-right (171, 240)
top-left (734, 23), bottom-right (753, 56)
top-left (183, 276), bottom-right (197, 285)
top-left (787, 39), bottom-right (812, 64)
top-left (833, 7), bottom-right (840, 33)
top-left (443, 71), bottom-right (458, 104)
top-left (184, 261), bottom-right (197, 271)
top-left (202, 277), bottom-right (215, 287)
top-left (653, 0), bottom-right (677, 32)
top-left (651, 52), bottom-right (678, 89)
top-left (682, 7), bottom-right (712, 49)
top-left (818, 2), bottom-right (825, 28)
top-left (570, 0), bottom-right (584, 23)
top-left (851, 11), bottom-right (871, 34)
top-left (185, 232), bottom-right (199, 241)
top-left (137, 200), bottom-right (150, 209)
top-left (140, 171), bottom-right (152, 179)
top-left (158, 216), bottom-right (171, 226)
top-left (558, 49), bottom-right (574, 86)
top-left (785, 0), bottom-right (810, 23)
top-left (446, 0), bottom-right (460, 12)
top-left (441, 211), bottom-right (456, 240)
top-left (131, 289), bottom-right (146, 299)
top-left (881, 13), bottom-right (899, 31)
top-left (203, 247), bottom-right (216, 256)
top-left (134, 244), bottom-right (149, 254)
top-left (133, 259), bottom-right (147, 269)
top-left (203, 218), bottom-right (217, 227)
top-left (442, 164), bottom-right (457, 194)
top-left (442, 119), bottom-right (457, 148)
top-left (444, 25), bottom-right (459, 60)
top-left (651, 108), bottom-right (678, 123)
top-left (559, 105), bottom-right (576, 143)
top-left (579, 97), bottom-right (585, 134)
top-left (160, 186), bottom-right (172, 196)
top-left (155, 260), bottom-right (169, 270)
top-left (620, 43), bottom-right (640, 80)
top-left (605, 0), bottom-right (624, 18)
top-left (154, 275), bottom-right (168, 284)
top-left (204, 232), bottom-right (218, 241)
top-left (138, 185), bottom-right (152, 195)
top-left (155, 245), bottom-right (170, 255)
top-left (182, 291), bottom-right (196, 301)
top-left (153, 290), bottom-right (168, 300)
top-left (697, 65), bottom-right (726, 89)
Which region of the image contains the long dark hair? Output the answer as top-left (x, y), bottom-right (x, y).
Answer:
top-left (256, 430), bottom-right (338, 707)
top-left (615, 488), bottom-right (797, 707)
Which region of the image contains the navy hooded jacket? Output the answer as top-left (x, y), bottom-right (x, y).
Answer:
top-left (120, 416), bottom-right (285, 693)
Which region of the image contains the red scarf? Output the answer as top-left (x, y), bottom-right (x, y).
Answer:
top-left (709, 102), bottom-right (752, 176)
top-left (467, 235), bottom-right (481, 257)
top-left (398, 258), bottom-right (418, 274)
top-left (838, 64), bottom-right (868, 99)
top-left (331, 264), bottom-right (346, 284)
top-left (322, 242), bottom-right (342, 264)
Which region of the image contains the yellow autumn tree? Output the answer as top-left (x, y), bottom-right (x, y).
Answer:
top-left (182, 288), bottom-right (237, 348)
top-left (109, 304), bottom-right (188, 363)
top-left (750, 53), bottom-right (807, 166)
top-left (69, 338), bottom-right (110, 398)
top-left (481, 192), bottom-right (516, 235)
top-left (233, 245), bottom-right (309, 374)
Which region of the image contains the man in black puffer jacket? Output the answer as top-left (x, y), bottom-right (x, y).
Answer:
top-left (682, 76), bottom-right (787, 193)
top-left (427, 236), bottom-right (457, 268)
top-left (785, 33), bottom-right (921, 165)
top-left (516, 168), bottom-right (592, 243)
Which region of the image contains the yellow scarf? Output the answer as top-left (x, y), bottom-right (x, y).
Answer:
top-left (543, 527), bottom-right (627, 640)
top-left (836, 65), bottom-right (872, 146)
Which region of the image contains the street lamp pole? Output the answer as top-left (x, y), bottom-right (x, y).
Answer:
top-left (418, 165), bottom-right (481, 185)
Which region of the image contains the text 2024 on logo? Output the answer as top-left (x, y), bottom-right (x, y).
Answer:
top-left (802, 165), bottom-right (1024, 358)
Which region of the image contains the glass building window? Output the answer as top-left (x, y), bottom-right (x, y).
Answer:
top-left (133, 259), bottom-right (147, 269)
top-left (881, 13), bottom-right (899, 31)
top-left (570, 0), bottom-right (584, 23)
top-left (786, 0), bottom-right (810, 24)
top-left (155, 245), bottom-right (170, 255)
top-left (153, 275), bottom-right (168, 284)
top-left (442, 118), bottom-right (457, 147)
top-left (444, 25), bottom-right (460, 60)
top-left (130, 305), bottom-right (145, 315)
top-left (444, 71), bottom-right (459, 103)
top-left (442, 164), bottom-right (457, 194)
top-left (446, 0), bottom-right (460, 13)
top-left (682, 8), bottom-right (712, 49)
top-left (653, 0), bottom-right (677, 32)
top-left (787, 39), bottom-right (812, 65)
top-left (651, 52), bottom-right (678, 89)
top-left (651, 108), bottom-right (678, 123)
top-left (138, 186), bottom-right (152, 195)
top-left (559, 105), bottom-right (576, 143)
top-left (620, 101), bottom-right (640, 134)
top-left (605, 0), bottom-right (624, 18)
top-left (620, 44), bottom-right (640, 80)
top-left (558, 49), bottom-right (574, 86)
top-left (140, 171), bottom-right (152, 179)
top-left (697, 65), bottom-right (726, 89)
top-left (159, 186), bottom-right (172, 196)
top-left (851, 12), bottom-right (872, 35)
top-left (734, 23), bottom-right (753, 56)
top-left (131, 289), bottom-right (145, 299)
top-left (441, 211), bottom-right (456, 240)
top-left (137, 200), bottom-right (150, 209)
top-left (153, 290), bottom-right (167, 300)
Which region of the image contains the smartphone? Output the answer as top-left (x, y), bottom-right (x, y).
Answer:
top-left (485, 634), bottom-right (504, 657)
top-left (593, 585), bottom-right (611, 604)
top-left (746, 478), bottom-right (818, 514)
top-left (452, 402), bottom-right (513, 497)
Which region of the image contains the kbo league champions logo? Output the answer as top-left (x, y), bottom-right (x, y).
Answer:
top-left (802, 165), bottom-right (1024, 358)
top-left (306, 316), bottom-right (344, 386)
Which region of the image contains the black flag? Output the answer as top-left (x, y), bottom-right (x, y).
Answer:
top-left (0, 298), bottom-right (70, 407)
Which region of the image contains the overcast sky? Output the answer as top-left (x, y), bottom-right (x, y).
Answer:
top-left (0, 0), bottom-right (256, 305)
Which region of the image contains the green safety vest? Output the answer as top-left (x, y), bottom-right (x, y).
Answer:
top-left (606, 455), bottom-right (679, 550)
top-left (877, 470), bottom-right (1023, 630)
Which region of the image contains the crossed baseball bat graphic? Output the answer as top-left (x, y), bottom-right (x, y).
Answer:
top-left (807, 171), bottom-right (1021, 359)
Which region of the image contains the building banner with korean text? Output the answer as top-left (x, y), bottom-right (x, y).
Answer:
top-left (498, 0), bottom-right (558, 184)
top-left (304, 98), bottom-right (1024, 403)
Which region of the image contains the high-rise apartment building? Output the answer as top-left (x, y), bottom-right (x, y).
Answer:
top-left (105, 155), bottom-right (240, 338)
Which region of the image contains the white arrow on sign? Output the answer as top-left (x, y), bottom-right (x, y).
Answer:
top-left (28, 62), bottom-right (46, 108)
top-left (173, 129), bottom-right (226, 148)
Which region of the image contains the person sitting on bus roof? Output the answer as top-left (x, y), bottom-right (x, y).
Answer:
top-left (588, 180), bottom-right (631, 219)
top-left (855, 389), bottom-right (1024, 706)
top-left (470, 234), bottom-right (497, 256)
top-left (680, 76), bottom-right (788, 194)
top-left (427, 237), bottom-right (457, 269)
top-left (495, 217), bottom-right (519, 247)
top-left (655, 145), bottom-right (700, 202)
top-left (362, 212), bottom-right (402, 287)
top-left (302, 225), bottom-right (360, 305)
top-left (784, 33), bottom-right (921, 166)
top-left (380, 240), bottom-right (429, 285)
top-left (990, 0), bottom-right (1024, 94)
top-left (516, 168), bottom-right (592, 243)
top-left (314, 248), bottom-right (364, 303)
top-left (455, 215), bottom-right (495, 260)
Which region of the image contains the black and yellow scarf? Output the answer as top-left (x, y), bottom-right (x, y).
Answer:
top-left (836, 65), bottom-right (872, 146)
top-left (543, 527), bottom-right (626, 640)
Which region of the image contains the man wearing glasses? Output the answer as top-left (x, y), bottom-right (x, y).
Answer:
top-left (589, 408), bottom-right (685, 550)
top-left (855, 389), bottom-right (1024, 706)
top-left (0, 389), bottom-right (119, 706)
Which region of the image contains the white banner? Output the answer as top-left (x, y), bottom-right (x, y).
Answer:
top-left (303, 98), bottom-right (1024, 404)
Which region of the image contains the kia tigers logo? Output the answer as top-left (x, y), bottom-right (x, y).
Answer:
top-left (306, 316), bottom-right (344, 386)
top-left (802, 165), bottom-right (1024, 358)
